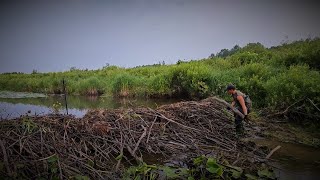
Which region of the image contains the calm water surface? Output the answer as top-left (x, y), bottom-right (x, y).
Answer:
top-left (0, 91), bottom-right (179, 119)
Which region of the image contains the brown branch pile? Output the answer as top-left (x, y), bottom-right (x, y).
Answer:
top-left (0, 97), bottom-right (268, 179)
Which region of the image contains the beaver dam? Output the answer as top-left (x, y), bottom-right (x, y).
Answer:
top-left (0, 97), bottom-right (275, 179)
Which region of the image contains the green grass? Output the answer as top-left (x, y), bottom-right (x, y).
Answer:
top-left (1, 38), bottom-right (320, 112)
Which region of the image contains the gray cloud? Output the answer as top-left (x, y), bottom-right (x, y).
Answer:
top-left (0, 0), bottom-right (319, 73)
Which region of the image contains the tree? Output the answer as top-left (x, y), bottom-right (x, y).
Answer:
top-left (103, 63), bottom-right (110, 69)
top-left (70, 67), bottom-right (78, 71)
top-left (216, 49), bottom-right (230, 58)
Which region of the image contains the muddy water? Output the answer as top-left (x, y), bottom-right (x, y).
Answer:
top-left (254, 138), bottom-right (320, 180)
top-left (0, 91), bottom-right (179, 119)
top-left (1, 91), bottom-right (320, 179)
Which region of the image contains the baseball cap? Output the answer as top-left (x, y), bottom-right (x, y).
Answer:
top-left (226, 84), bottom-right (235, 91)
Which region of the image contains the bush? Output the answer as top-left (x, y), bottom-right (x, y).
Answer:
top-left (167, 63), bottom-right (211, 98)
top-left (111, 74), bottom-right (140, 97)
top-left (76, 77), bottom-right (106, 95)
top-left (264, 65), bottom-right (320, 108)
top-left (147, 73), bottom-right (171, 97)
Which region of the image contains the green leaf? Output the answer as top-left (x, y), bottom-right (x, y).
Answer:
top-left (177, 168), bottom-right (189, 176)
top-left (225, 165), bottom-right (243, 173)
top-left (146, 164), bottom-right (158, 169)
top-left (245, 174), bottom-right (258, 180)
top-left (206, 157), bottom-right (223, 176)
top-left (226, 165), bottom-right (243, 179)
top-left (231, 169), bottom-right (242, 179)
top-left (188, 177), bottom-right (195, 180)
top-left (193, 155), bottom-right (205, 166)
top-left (258, 169), bottom-right (276, 179)
top-left (161, 166), bottom-right (179, 179)
top-left (206, 166), bottom-right (223, 176)
top-left (206, 157), bottom-right (218, 167)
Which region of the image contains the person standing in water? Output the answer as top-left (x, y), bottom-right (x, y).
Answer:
top-left (226, 84), bottom-right (252, 136)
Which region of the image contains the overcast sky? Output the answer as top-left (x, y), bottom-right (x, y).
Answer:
top-left (0, 0), bottom-right (319, 73)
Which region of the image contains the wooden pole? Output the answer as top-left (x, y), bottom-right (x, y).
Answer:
top-left (62, 78), bottom-right (68, 115)
top-left (211, 97), bottom-right (245, 119)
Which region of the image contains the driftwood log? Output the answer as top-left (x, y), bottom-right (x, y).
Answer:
top-left (211, 97), bottom-right (245, 119)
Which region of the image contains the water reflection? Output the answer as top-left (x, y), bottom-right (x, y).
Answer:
top-left (0, 95), bottom-right (179, 119)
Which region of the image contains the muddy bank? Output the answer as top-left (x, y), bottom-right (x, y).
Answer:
top-left (0, 97), bottom-right (271, 179)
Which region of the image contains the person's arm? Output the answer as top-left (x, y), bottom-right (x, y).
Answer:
top-left (237, 96), bottom-right (247, 116)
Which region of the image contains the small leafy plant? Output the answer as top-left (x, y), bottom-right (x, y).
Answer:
top-left (52, 101), bottom-right (62, 114)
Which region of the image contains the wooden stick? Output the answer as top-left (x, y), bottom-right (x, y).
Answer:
top-left (146, 116), bottom-right (157, 143)
top-left (133, 125), bottom-right (147, 155)
top-left (307, 98), bottom-right (320, 112)
top-left (267, 98), bottom-right (305, 117)
top-left (211, 97), bottom-right (245, 119)
top-left (57, 155), bottom-right (63, 180)
top-left (0, 139), bottom-right (11, 176)
top-left (266, 145), bottom-right (281, 159)
top-left (148, 108), bottom-right (201, 132)
top-left (115, 133), bottom-right (123, 171)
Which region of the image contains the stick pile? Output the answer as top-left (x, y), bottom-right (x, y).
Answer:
top-left (0, 97), bottom-right (268, 179)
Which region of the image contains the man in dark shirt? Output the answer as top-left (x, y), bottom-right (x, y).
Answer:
top-left (226, 84), bottom-right (251, 136)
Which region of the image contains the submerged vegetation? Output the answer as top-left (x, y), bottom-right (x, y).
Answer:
top-left (1, 38), bottom-right (320, 124)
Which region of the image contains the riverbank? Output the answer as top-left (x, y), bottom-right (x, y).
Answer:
top-left (0, 97), bottom-right (276, 179)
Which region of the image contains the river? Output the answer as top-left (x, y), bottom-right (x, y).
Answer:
top-left (0, 91), bottom-right (319, 180)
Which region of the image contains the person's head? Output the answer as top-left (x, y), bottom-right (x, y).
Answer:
top-left (226, 84), bottom-right (236, 94)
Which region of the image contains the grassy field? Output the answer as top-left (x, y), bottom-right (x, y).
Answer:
top-left (1, 38), bottom-right (320, 114)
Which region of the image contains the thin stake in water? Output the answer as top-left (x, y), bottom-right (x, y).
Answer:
top-left (62, 78), bottom-right (68, 115)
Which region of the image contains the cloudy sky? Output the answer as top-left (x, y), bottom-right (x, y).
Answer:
top-left (0, 0), bottom-right (319, 73)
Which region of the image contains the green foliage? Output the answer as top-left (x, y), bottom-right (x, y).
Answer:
top-left (0, 38), bottom-right (319, 122)
top-left (122, 156), bottom-right (274, 180)
top-left (76, 77), bottom-right (106, 95)
top-left (258, 169), bottom-right (276, 179)
top-left (123, 162), bottom-right (158, 180)
top-left (206, 157), bottom-right (223, 176)
top-left (265, 65), bottom-right (320, 108)
top-left (21, 117), bottom-right (38, 133)
top-left (214, 45), bottom-right (241, 58)
top-left (111, 73), bottom-right (143, 97)
top-left (52, 101), bottom-right (62, 114)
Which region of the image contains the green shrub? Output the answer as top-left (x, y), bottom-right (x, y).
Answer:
top-left (111, 73), bottom-right (139, 97)
top-left (76, 77), bottom-right (105, 95)
top-left (264, 65), bottom-right (320, 108)
top-left (147, 73), bottom-right (171, 97)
